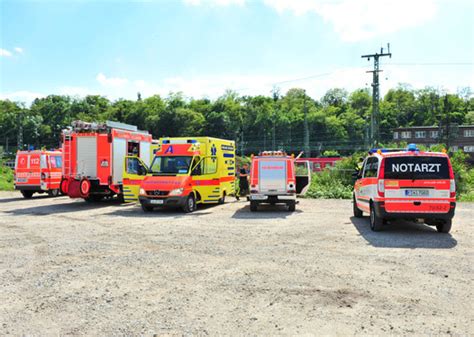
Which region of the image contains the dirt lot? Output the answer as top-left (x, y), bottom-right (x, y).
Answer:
top-left (0, 191), bottom-right (472, 336)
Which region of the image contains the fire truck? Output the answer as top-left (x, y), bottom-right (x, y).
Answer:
top-left (133, 137), bottom-right (236, 212)
top-left (14, 149), bottom-right (63, 198)
top-left (353, 144), bottom-right (456, 233)
top-left (60, 120), bottom-right (153, 201)
top-left (249, 151), bottom-right (311, 212)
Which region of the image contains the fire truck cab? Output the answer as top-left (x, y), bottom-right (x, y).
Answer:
top-left (136, 137), bottom-right (236, 212)
top-left (249, 151), bottom-right (311, 212)
top-left (14, 149), bottom-right (63, 198)
top-left (353, 144), bottom-right (456, 233)
top-left (60, 120), bottom-right (152, 201)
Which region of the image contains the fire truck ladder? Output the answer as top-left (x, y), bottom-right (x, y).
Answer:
top-left (63, 133), bottom-right (72, 177)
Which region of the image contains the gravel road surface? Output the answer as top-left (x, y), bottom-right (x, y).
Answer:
top-left (0, 191), bottom-right (472, 335)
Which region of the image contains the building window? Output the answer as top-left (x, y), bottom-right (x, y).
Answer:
top-left (415, 131), bottom-right (426, 138)
top-left (393, 131), bottom-right (399, 139)
top-left (430, 130), bottom-right (439, 138)
top-left (464, 129), bottom-right (474, 137)
top-left (451, 146), bottom-right (458, 152)
top-left (464, 146), bottom-right (474, 153)
top-left (401, 131), bottom-right (411, 139)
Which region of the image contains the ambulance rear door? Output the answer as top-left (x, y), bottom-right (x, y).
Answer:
top-left (122, 156), bottom-right (149, 202)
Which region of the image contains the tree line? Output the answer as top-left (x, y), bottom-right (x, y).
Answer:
top-left (1, 85), bottom-right (473, 157)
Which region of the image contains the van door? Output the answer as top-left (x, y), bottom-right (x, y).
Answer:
top-left (355, 157), bottom-right (377, 212)
top-left (191, 156), bottom-right (220, 203)
top-left (295, 160), bottom-right (311, 195)
top-left (122, 156), bottom-right (149, 202)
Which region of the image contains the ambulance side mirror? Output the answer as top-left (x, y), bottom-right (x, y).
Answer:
top-left (138, 165), bottom-right (147, 176)
top-left (352, 169), bottom-right (361, 180)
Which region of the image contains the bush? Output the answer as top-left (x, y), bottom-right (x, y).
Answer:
top-left (0, 164), bottom-right (14, 191)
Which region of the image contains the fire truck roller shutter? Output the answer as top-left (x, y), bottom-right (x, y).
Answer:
top-left (76, 136), bottom-right (97, 177)
top-left (112, 138), bottom-right (127, 184)
top-left (140, 141), bottom-right (151, 167)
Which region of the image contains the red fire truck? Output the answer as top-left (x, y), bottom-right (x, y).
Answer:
top-left (14, 149), bottom-right (63, 198)
top-left (60, 120), bottom-right (153, 201)
top-left (249, 151), bottom-right (311, 211)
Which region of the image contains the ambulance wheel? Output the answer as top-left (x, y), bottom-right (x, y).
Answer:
top-left (60, 179), bottom-right (68, 195)
top-left (183, 194), bottom-right (196, 213)
top-left (141, 204), bottom-right (154, 212)
top-left (288, 201), bottom-right (296, 212)
top-left (353, 195), bottom-right (363, 218)
top-left (436, 219), bottom-right (452, 233)
top-left (369, 203), bottom-right (383, 231)
top-left (48, 189), bottom-right (60, 197)
top-left (250, 201), bottom-right (258, 212)
top-left (21, 190), bottom-right (34, 199)
top-left (218, 192), bottom-right (226, 205)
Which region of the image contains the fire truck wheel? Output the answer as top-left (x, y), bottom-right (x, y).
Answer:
top-left (218, 192), bottom-right (226, 205)
top-left (141, 204), bottom-right (154, 212)
top-left (288, 201), bottom-right (296, 212)
top-left (353, 195), bottom-right (363, 218)
top-left (369, 203), bottom-right (383, 231)
top-left (60, 179), bottom-right (68, 195)
top-left (250, 201), bottom-right (258, 212)
top-left (21, 190), bottom-right (34, 199)
top-left (436, 219), bottom-right (452, 233)
top-left (183, 194), bottom-right (196, 213)
top-left (48, 189), bottom-right (60, 197)
top-left (79, 178), bottom-right (91, 197)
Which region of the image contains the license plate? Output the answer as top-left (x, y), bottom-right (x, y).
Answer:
top-left (150, 199), bottom-right (164, 205)
top-left (251, 195), bottom-right (267, 200)
top-left (405, 189), bottom-right (429, 197)
top-left (16, 178), bottom-right (27, 183)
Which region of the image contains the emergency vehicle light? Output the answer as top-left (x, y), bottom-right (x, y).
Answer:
top-left (407, 143), bottom-right (418, 152)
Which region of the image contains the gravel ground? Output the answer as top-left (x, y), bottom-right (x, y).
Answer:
top-left (0, 191), bottom-right (473, 336)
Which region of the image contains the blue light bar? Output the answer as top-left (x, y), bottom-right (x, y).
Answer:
top-left (407, 143), bottom-right (418, 151)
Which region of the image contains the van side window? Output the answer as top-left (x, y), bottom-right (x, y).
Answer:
top-left (363, 157), bottom-right (379, 178)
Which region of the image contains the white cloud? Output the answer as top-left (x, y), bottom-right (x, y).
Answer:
top-left (184, 0), bottom-right (246, 6)
top-left (14, 47), bottom-right (24, 54)
top-left (263, 0), bottom-right (438, 42)
top-left (0, 48), bottom-right (12, 57)
top-left (0, 91), bottom-right (46, 104)
top-left (96, 73), bottom-right (128, 87)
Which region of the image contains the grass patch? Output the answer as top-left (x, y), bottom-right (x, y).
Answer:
top-left (0, 165), bottom-right (14, 191)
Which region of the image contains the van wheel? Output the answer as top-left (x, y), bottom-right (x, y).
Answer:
top-left (21, 190), bottom-right (34, 199)
top-left (141, 204), bottom-right (154, 212)
top-left (436, 219), bottom-right (452, 233)
top-left (218, 192), bottom-right (226, 205)
top-left (288, 201), bottom-right (296, 212)
top-left (48, 189), bottom-right (60, 197)
top-left (353, 195), bottom-right (363, 218)
top-left (183, 194), bottom-right (196, 213)
top-left (369, 203), bottom-right (383, 231)
top-left (60, 179), bottom-right (68, 195)
top-left (250, 201), bottom-right (258, 212)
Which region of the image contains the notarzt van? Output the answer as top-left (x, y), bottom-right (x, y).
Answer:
top-left (14, 149), bottom-right (63, 198)
top-left (353, 144), bottom-right (456, 233)
top-left (135, 137), bottom-right (236, 212)
top-left (249, 151), bottom-right (311, 212)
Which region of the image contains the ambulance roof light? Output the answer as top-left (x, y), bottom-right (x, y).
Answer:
top-left (407, 143), bottom-right (418, 152)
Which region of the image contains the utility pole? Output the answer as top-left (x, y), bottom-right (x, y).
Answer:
top-left (361, 43), bottom-right (392, 147)
top-left (271, 86), bottom-right (280, 151)
top-left (444, 94), bottom-right (451, 149)
top-left (17, 110), bottom-right (23, 150)
top-left (303, 90), bottom-right (310, 157)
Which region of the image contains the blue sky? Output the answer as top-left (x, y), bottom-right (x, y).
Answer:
top-left (1, 0), bottom-right (473, 104)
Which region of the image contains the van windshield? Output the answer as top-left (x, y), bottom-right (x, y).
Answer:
top-left (150, 156), bottom-right (193, 175)
top-left (384, 156), bottom-right (450, 180)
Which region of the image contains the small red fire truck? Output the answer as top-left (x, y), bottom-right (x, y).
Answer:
top-left (353, 144), bottom-right (456, 233)
top-left (14, 149), bottom-right (63, 198)
top-left (60, 120), bottom-right (153, 201)
top-left (249, 151), bottom-right (311, 212)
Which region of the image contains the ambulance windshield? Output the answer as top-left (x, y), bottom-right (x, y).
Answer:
top-left (150, 156), bottom-right (193, 175)
top-left (384, 156), bottom-right (450, 180)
